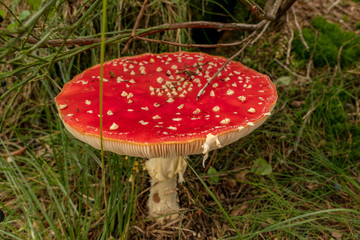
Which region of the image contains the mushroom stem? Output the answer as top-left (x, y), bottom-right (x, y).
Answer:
top-left (145, 156), bottom-right (187, 223)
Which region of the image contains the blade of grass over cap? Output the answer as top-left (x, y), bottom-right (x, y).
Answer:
top-left (100, 0), bottom-right (108, 209)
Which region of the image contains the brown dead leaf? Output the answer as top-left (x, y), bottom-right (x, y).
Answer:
top-left (230, 204), bottom-right (248, 217)
top-left (235, 170), bottom-right (249, 181)
top-left (331, 231), bottom-right (343, 240)
top-left (292, 100), bottom-right (304, 108)
top-left (195, 209), bottom-right (202, 217)
top-left (227, 179), bottom-right (237, 188)
top-left (1, 146), bottom-right (27, 157)
top-left (306, 183), bottom-right (319, 190)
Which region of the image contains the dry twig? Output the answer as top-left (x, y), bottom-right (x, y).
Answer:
top-left (196, 0), bottom-right (298, 100)
top-left (0, 146), bottom-right (27, 157)
top-left (291, 7), bottom-right (309, 51)
top-left (276, 0), bottom-right (298, 20)
top-left (337, 35), bottom-right (359, 74)
top-left (26, 36), bottom-right (105, 48)
top-left (327, 0), bottom-right (342, 13)
top-left (22, 0), bottom-right (299, 103)
top-left (23, 0), bottom-right (298, 49)
top-left (251, 21), bottom-right (271, 44)
top-left (267, 0), bottom-right (284, 19)
top-left (240, 0), bottom-right (267, 20)
top-left (24, 21), bottom-right (265, 48)
top-left (250, 0), bottom-right (282, 44)
top-left (286, 12), bottom-right (294, 65)
top-left (196, 31), bottom-right (257, 101)
top-left (286, 99), bottom-right (318, 158)
top-left (134, 36), bottom-right (251, 48)
top-left (122, 0), bottom-right (149, 54)
top-left (7, 0), bottom-right (298, 54)
top-left (306, 30), bottom-right (318, 79)
top-left (274, 58), bottom-right (308, 79)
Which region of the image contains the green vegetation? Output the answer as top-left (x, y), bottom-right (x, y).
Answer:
top-left (1, 0), bottom-right (359, 239)
top-left (356, 21), bottom-right (360, 30)
top-left (292, 16), bottom-right (360, 67)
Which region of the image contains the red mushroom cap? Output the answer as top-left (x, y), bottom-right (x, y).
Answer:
top-left (55, 52), bottom-right (277, 158)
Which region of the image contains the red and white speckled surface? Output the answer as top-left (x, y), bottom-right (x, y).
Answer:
top-left (55, 52), bottom-right (277, 144)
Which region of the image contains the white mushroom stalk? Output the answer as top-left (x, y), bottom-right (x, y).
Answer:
top-left (145, 157), bottom-right (187, 223)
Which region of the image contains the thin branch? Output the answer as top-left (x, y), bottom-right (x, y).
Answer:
top-left (306, 30), bottom-right (318, 79)
top-left (336, 35), bottom-right (359, 74)
top-left (276, 0), bottom-right (297, 20)
top-left (267, 0), bottom-right (284, 20)
top-left (327, 0), bottom-right (342, 12)
top-left (23, 21), bottom-right (266, 48)
top-left (291, 7), bottom-right (309, 51)
top-left (204, 149), bottom-right (217, 173)
top-left (134, 36), bottom-right (250, 48)
top-left (121, 0), bottom-right (149, 54)
top-left (9, 0), bottom-right (298, 50)
top-left (0, 146), bottom-right (27, 157)
top-left (249, 0), bottom-right (282, 44)
top-left (251, 21), bottom-right (270, 44)
top-left (196, 31), bottom-right (257, 101)
top-left (138, 21), bottom-right (265, 36)
top-left (195, 0), bottom-right (296, 101)
top-left (240, 0), bottom-right (268, 20)
top-left (274, 58), bottom-right (308, 79)
top-left (26, 36), bottom-right (104, 47)
top-left (286, 104), bottom-right (316, 158)
top-left (286, 12), bottom-right (294, 65)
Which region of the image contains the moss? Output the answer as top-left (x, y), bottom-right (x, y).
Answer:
top-left (356, 21), bottom-right (360, 30)
top-left (292, 16), bottom-right (360, 68)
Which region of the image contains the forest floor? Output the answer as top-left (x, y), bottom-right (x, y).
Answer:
top-left (0, 0), bottom-right (360, 239)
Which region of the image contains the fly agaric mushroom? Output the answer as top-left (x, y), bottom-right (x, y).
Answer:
top-left (55, 52), bottom-right (277, 223)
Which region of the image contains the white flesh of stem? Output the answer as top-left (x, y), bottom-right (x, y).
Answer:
top-left (145, 157), bottom-right (187, 224)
